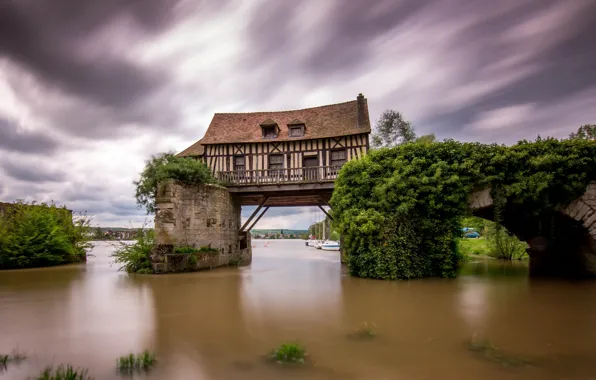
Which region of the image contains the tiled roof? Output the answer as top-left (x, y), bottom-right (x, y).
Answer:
top-left (176, 138), bottom-right (204, 157)
top-left (192, 95), bottom-right (371, 146)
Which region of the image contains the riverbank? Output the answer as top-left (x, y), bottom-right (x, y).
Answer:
top-left (458, 237), bottom-right (529, 260)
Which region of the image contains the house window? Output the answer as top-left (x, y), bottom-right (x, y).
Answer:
top-left (331, 149), bottom-right (346, 167)
top-left (234, 156), bottom-right (245, 171)
top-left (262, 125), bottom-right (277, 139)
top-left (289, 124), bottom-right (305, 137)
top-left (268, 154), bottom-right (284, 170)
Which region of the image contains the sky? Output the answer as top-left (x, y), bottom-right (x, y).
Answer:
top-left (1, 0), bottom-right (595, 229)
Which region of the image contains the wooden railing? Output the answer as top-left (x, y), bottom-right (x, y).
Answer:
top-left (218, 166), bottom-right (343, 185)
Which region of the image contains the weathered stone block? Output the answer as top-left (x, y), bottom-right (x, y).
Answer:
top-left (585, 211), bottom-right (596, 229)
top-left (573, 202), bottom-right (591, 221)
top-left (153, 182), bottom-right (250, 273)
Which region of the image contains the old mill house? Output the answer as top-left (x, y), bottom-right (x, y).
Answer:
top-left (177, 93), bottom-right (371, 198)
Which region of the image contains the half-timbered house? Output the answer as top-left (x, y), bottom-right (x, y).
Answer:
top-left (177, 93), bottom-right (371, 208)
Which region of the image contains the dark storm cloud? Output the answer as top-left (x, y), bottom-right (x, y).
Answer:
top-left (248, 1), bottom-right (432, 76)
top-left (0, 117), bottom-right (60, 154)
top-left (0, 0), bottom-right (176, 107)
top-left (1, 158), bottom-right (68, 183)
top-left (419, 1), bottom-right (596, 134)
top-left (247, 0), bottom-right (596, 140)
top-left (0, 0), bottom-right (228, 139)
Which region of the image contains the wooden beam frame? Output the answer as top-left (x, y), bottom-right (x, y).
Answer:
top-left (318, 205), bottom-right (333, 221)
top-left (247, 206), bottom-right (269, 231)
top-left (240, 197), bottom-right (268, 232)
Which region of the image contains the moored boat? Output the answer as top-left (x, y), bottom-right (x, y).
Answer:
top-left (321, 241), bottom-right (340, 251)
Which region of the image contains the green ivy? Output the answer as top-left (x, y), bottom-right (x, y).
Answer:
top-left (330, 138), bottom-right (596, 280)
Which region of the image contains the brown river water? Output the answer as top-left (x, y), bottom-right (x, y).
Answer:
top-left (2, 240), bottom-right (596, 380)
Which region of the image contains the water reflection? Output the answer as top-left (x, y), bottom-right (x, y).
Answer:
top-left (2, 240), bottom-right (596, 379)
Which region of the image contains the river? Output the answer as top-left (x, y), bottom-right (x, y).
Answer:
top-left (1, 240), bottom-right (596, 379)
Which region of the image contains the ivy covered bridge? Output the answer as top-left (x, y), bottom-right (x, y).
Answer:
top-left (330, 138), bottom-right (596, 280)
top-left (470, 182), bottom-right (596, 277)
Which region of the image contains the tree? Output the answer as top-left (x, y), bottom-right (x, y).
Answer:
top-left (94, 227), bottom-right (104, 239)
top-left (415, 133), bottom-right (436, 144)
top-left (569, 124), bottom-right (596, 140)
top-left (134, 152), bottom-right (216, 214)
top-left (486, 223), bottom-right (528, 260)
top-left (371, 110), bottom-right (417, 148)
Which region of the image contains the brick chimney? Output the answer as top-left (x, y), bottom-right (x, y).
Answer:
top-left (357, 93), bottom-right (367, 128)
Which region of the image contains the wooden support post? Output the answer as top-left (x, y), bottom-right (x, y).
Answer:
top-left (240, 197), bottom-right (268, 232)
top-left (318, 205), bottom-right (333, 221)
top-left (247, 207), bottom-right (269, 231)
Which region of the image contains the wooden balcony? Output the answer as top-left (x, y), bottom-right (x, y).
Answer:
top-left (218, 166), bottom-right (342, 186)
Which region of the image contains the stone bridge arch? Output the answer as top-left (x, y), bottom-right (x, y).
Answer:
top-left (468, 181), bottom-right (596, 277)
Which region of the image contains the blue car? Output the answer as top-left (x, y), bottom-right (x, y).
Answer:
top-left (464, 231), bottom-right (480, 238)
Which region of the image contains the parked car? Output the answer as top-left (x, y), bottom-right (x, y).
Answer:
top-left (464, 231), bottom-right (480, 238)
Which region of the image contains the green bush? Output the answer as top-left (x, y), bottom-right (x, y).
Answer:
top-left (134, 152), bottom-right (217, 214)
top-left (174, 246), bottom-right (199, 254)
top-left (197, 246), bottom-right (219, 254)
top-left (117, 350), bottom-right (156, 373)
top-left (331, 138), bottom-right (596, 280)
top-left (270, 342), bottom-right (306, 364)
top-left (35, 365), bottom-right (93, 380)
top-left (111, 229), bottom-right (155, 274)
top-left (0, 202), bottom-right (92, 270)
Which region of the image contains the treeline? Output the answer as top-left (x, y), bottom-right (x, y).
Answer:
top-left (92, 227), bottom-right (147, 241)
top-left (308, 217), bottom-right (340, 240)
top-left (0, 202), bottom-right (92, 270)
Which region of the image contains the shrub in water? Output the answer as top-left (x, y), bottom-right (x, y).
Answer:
top-left (0, 350), bottom-right (26, 366)
top-left (117, 350), bottom-right (156, 373)
top-left (348, 321), bottom-right (377, 340)
top-left (0, 202), bottom-right (92, 269)
top-left (467, 337), bottom-right (530, 367)
top-left (111, 229), bottom-right (155, 274)
top-left (270, 342), bottom-right (306, 364)
top-left (35, 365), bottom-right (93, 380)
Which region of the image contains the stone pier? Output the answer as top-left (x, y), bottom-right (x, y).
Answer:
top-left (152, 181), bottom-right (251, 273)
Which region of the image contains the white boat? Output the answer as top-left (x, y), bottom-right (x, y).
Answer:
top-left (307, 240), bottom-right (318, 247)
top-left (321, 241), bottom-right (340, 251)
top-left (315, 240), bottom-right (324, 249)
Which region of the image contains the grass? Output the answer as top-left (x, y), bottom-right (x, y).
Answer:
top-left (347, 321), bottom-right (377, 340)
top-left (174, 246), bottom-right (219, 257)
top-left (467, 337), bottom-right (531, 368)
top-left (35, 365), bottom-right (93, 380)
top-left (117, 350), bottom-right (157, 373)
top-left (458, 237), bottom-right (492, 256)
top-left (458, 236), bottom-right (529, 260)
top-left (0, 350), bottom-right (27, 369)
top-left (173, 246), bottom-right (199, 254)
top-left (269, 342), bottom-right (307, 364)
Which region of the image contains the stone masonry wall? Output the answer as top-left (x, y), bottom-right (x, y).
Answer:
top-left (469, 181), bottom-right (596, 276)
top-left (152, 181), bottom-right (251, 273)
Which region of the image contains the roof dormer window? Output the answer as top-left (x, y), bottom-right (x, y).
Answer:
top-left (287, 120), bottom-right (305, 138)
top-left (260, 119), bottom-right (279, 139)
top-left (289, 124), bottom-right (305, 137)
top-left (262, 125), bottom-right (276, 138)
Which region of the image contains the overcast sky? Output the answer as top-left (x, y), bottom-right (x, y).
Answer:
top-left (1, 0), bottom-right (595, 229)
